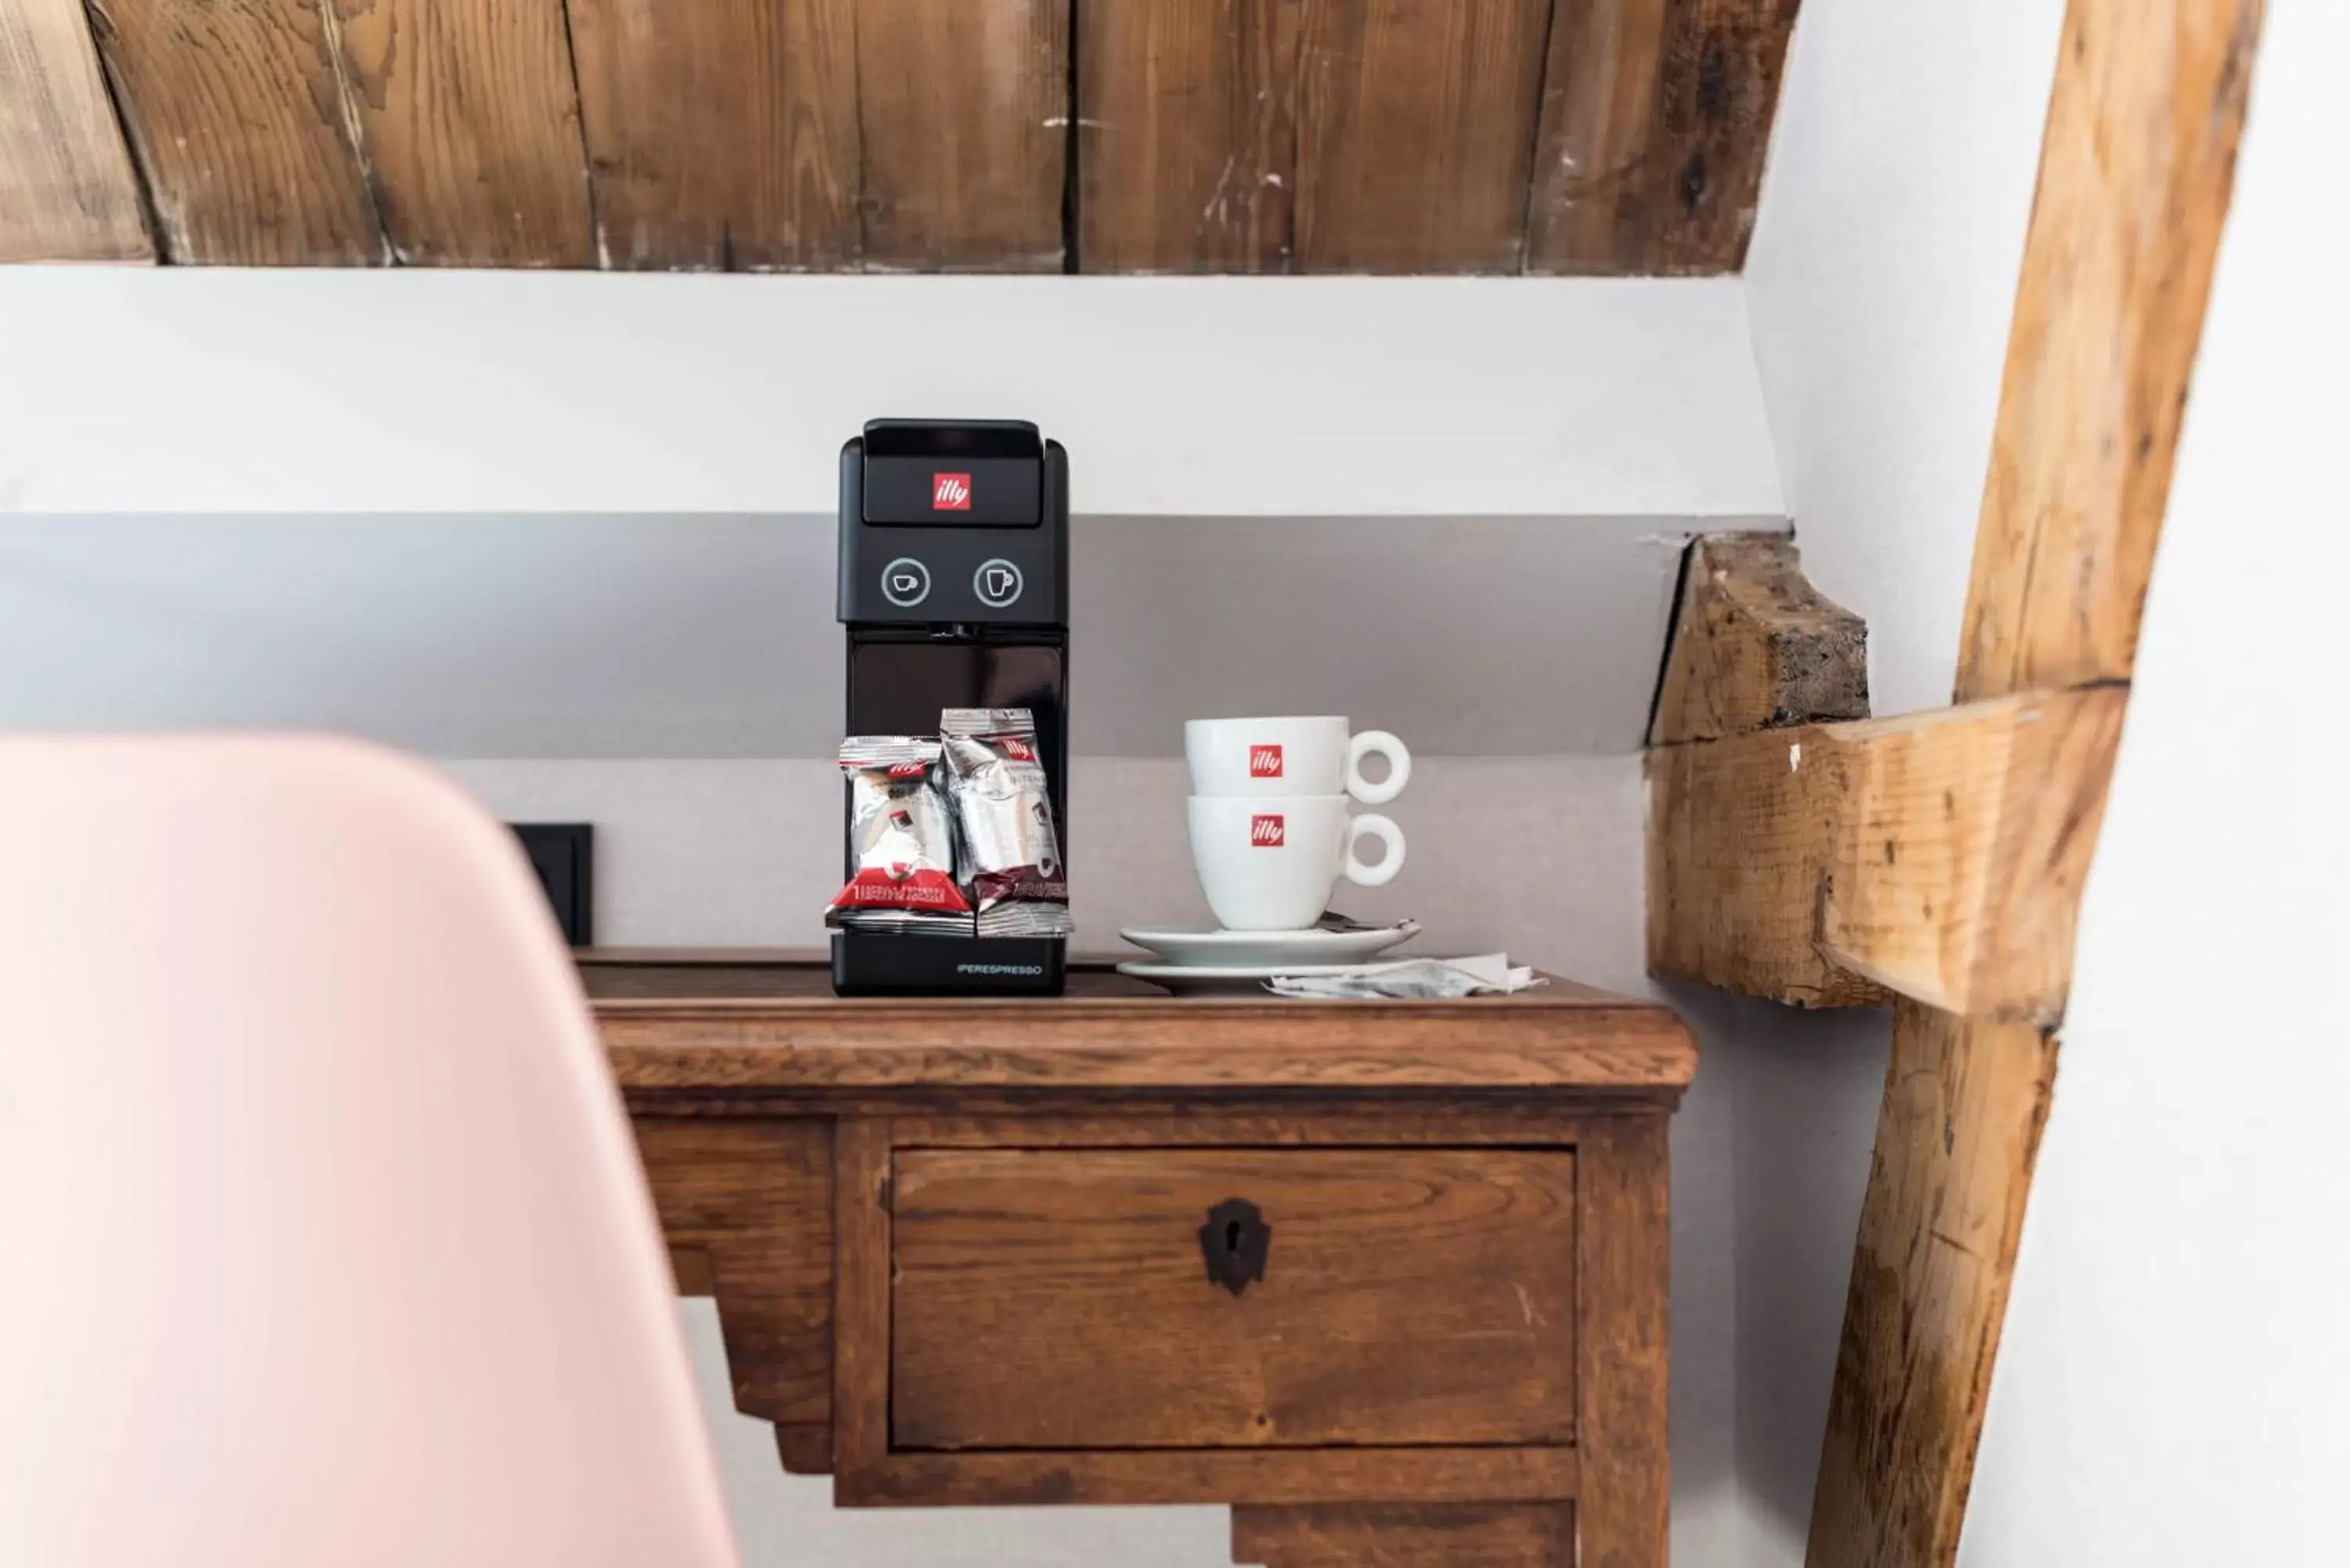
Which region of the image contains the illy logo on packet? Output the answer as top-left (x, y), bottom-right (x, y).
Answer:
top-left (932, 472), bottom-right (972, 510)
top-left (1249, 745), bottom-right (1284, 779)
top-left (1250, 814), bottom-right (1285, 847)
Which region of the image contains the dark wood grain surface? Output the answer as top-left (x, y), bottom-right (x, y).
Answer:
top-left (584, 952), bottom-right (1698, 1096)
top-left (567, 0), bottom-right (860, 270)
top-left (853, 0), bottom-right (1067, 270)
top-left (1526, 0), bottom-right (1799, 273)
top-left (1574, 1114), bottom-right (1671, 1568)
top-left (1075, 0), bottom-right (1300, 273)
top-left (595, 950), bottom-right (1679, 1562)
top-left (332, 0), bottom-right (594, 266)
top-left (1235, 1502), bottom-right (1575, 1568)
top-left (88, 0), bottom-right (381, 264)
top-left (841, 1443), bottom-right (1581, 1509)
top-left (633, 1118), bottom-right (833, 1430)
top-left (890, 1147), bottom-right (1576, 1450)
top-left (16, 0), bottom-right (1801, 274)
top-left (1290, 0), bottom-right (1553, 273)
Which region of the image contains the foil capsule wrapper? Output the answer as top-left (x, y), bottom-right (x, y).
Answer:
top-left (826, 737), bottom-right (971, 930)
top-left (942, 708), bottom-right (1072, 938)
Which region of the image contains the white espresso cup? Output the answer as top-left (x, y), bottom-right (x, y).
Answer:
top-left (1184, 717), bottom-right (1411, 804)
top-left (1186, 794), bottom-right (1406, 931)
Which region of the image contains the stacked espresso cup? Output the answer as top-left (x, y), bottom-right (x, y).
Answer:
top-left (1182, 717), bottom-right (1411, 931)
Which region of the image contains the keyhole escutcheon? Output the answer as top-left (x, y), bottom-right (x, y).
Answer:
top-left (1200, 1197), bottom-right (1272, 1297)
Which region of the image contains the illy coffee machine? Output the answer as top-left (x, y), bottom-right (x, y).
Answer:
top-left (833, 418), bottom-right (1069, 996)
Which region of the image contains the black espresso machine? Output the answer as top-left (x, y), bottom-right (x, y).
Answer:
top-left (833, 418), bottom-right (1069, 996)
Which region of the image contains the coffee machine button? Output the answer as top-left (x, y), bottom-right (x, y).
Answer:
top-left (881, 558), bottom-right (931, 608)
top-left (974, 558), bottom-right (1025, 609)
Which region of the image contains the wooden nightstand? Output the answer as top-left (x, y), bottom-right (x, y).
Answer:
top-left (586, 952), bottom-right (1695, 1568)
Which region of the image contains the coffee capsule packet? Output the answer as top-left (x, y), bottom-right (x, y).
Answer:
top-left (827, 738), bottom-right (974, 934)
top-left (940, 708), bottom-right (1072, 938)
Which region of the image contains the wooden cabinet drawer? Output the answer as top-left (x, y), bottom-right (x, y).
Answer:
top-left (888, 1147), bottom-right (1576, 1451)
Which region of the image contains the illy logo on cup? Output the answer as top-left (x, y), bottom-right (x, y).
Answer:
top-left (1249, 744), bottom-right (1284, 778)
top-left (932, 471), bottom-right (972, 510)
top-left (1249, 814), bottom-right (1285, 847)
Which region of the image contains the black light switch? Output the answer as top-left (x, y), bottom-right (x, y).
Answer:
top-left (511, 823), bottom-right (593, 947)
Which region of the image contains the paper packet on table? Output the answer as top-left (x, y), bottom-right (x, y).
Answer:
top-left (1263, 955), bottom-right (1542, 999)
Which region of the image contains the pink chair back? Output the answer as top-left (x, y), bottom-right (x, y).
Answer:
top-left (0, 735), bottom-right (739, 1568)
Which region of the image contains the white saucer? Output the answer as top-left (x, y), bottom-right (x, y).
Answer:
top-left (1116, 961), bottom-right (1368, 996)
top-left (1118, 921), bottom-right (1419, 969)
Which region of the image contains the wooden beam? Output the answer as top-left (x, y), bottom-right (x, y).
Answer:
top-left (1956, 0), bottom-right (2264, 700)
top-left (1650, 534), bottom-right (1868, 746)
top-left (568, 0), bottom-right (860, 269)
top-left (1289, 0), bottom-right (1553, 273)
top-left (331, 0), bottom-right (594, 266)
top-left (1807, 5), bottom-right (2263, 1567)
top-left (1525, 0), bottom-right (1800, 275)
top-left (1074, 0), bottom-right (1299, 273)
top-left (0, 0), bottom-right (151, 262)
top-left (1807, 1003), bottom-right (2059, 1568)
top-left (86, 0), bottom-right (382, 264)
top-left (1649, 685), bottom-right (2125, 1017)
top-left (855, 0), bottom-right (1068, 271)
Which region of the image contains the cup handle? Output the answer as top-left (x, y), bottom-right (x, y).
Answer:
top-left (1345, 731), bottom-right (1411, 805)
top-left (1343, 814), bottom-right (1405, 888)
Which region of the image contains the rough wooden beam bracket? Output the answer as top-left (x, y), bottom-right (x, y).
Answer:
top-left (1650, 533), bottom-right (1870, 747)
top-left (1647, 533), bottom-right (1879, 1007)
top-left (1650, 673), bottom-right (2127, 1021)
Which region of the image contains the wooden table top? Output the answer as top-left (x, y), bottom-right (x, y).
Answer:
top-left (584, 949), bottom-right (1697, 1094)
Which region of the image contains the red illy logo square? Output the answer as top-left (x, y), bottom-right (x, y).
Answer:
top-left (932, 472), bottom-right (972, 510)
top-left (1250, 814), bottom-right (1285, 847)
top-left (1249, 744), bottom-right (1284, 778)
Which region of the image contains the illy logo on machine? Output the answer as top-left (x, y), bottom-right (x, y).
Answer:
top-left (1249, 814), bottom-right (1285, 847)
top-left (932, 472), bottom-right (972, 510)
top-left (1249, 745), bottom-right (1284, 778)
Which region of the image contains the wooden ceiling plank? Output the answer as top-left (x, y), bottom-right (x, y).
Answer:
top-left (1292, 0), bottom-right (1553, 273)
top-left (1526, 0), bottom-right (1800, 275)
top-left (331, 0), bottom-right (593, 267)
top-left (1076, 0), bottom-right (1299, 274)
top-left (85, 0), bottom-right (382, 265)
top-left (855, 0), bottom-right (1067, 273)
top-left (0, 0), bottom-right (153, 262)
top-left (1632, 0), bottom-right (1799, 272)
top-left (1524, 0), bottom-right (1671, 274)
top-left (568, 0), bottom-right (860, 270)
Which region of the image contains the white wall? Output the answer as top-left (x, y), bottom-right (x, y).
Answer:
top-left (0, 256), bottom-right (1770, 1563)
top-left (0, 512), bottom-right (1719, 757)
top-left (447, 753), bottom-right (1744, 1568)
top-left (1960, 5), bottom-right (2350, 1562)
top-left (1735, 4), bottom-right (2064, 1565)
top-left (0, 271), bottom-right (1779, 520)
top-left (1746, 0), bottom-right (2063, 716)
top-left (1744, 6), bottom-right (2350, 1567)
